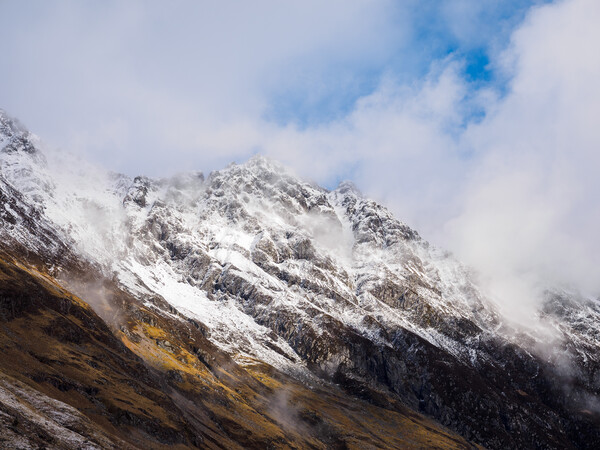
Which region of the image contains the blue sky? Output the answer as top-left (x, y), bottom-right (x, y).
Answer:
top-left (264, 0), bottom-right (548, 127)
top-left (1, 0), bottom-right (599, 313)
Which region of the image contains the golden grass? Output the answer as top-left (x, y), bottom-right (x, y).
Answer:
top-left (0, 252), bottom-right (480, 449)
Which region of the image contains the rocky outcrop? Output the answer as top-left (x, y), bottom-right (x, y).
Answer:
top-left (1, 111), bottom-right (599, 448)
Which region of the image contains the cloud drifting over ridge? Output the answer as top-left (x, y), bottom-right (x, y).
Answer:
top-left (1, 0), bottom-right (599, 313)
top-left (448, 0), bottom-right (600, 314)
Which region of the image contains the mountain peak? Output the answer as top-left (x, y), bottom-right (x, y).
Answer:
top-left (0, 109), bottom-right (41, 157)
top-left (242, 154), bottom-right (286, 173)
top-left (335, 180), bottom-right (362, 197)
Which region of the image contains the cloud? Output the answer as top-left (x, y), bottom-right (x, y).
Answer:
top-left (444, 0), bottom-right (600, 318)
top-left (0, 0), bottom-right (540, 174)
top-left (0, 0), bottom-right (406, 174)
top-left (258, 60), bottom-right (469, 229)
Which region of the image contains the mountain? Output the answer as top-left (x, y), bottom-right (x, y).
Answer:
top-left (1, 109), bottom-right (599, 449)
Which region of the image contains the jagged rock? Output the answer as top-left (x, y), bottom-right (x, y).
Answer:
top-left (1, 110), bottom-right (599, 449)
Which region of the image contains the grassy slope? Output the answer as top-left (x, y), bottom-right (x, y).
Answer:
top-left (0, 252), bottom-right (480, 449)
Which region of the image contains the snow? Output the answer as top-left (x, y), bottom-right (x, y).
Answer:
top-left (120, 258), bottom-right (303, 370)
top-left (1, 112), bottom-right (599, 377)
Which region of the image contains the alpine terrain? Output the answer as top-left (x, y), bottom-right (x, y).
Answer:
top-left (0, 108), bottom-right (599, 449)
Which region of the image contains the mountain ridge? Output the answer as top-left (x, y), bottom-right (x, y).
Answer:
top-left (1, 109), bottom-right (599, 448)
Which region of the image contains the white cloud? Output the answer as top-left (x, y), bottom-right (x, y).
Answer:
top-left (0, 0), bottom-right (404, 174)
top-left (258, 61), bottom-right (468, 228)
top-left (445, 0), bottom-right (600, 318)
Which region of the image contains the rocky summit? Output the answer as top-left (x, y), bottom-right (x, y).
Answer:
top-left (0, 108), bottom-right (599, 449)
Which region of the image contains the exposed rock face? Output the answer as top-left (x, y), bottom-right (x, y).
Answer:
top-left (1, 109), bottom-right (599, 448)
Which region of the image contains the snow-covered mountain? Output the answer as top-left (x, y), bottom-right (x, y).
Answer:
top-left (1, 109), bottom-right (599, 449)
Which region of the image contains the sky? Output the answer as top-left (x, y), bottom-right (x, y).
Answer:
top-left (1, 0), bottom-right (599, 318)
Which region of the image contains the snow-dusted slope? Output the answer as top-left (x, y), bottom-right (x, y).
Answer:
top-left (1, 109), bottom-right (599, 449)
top-left (1, 106), bottom-right (598, 377)
top-left (7, 152), bottom-right (487, 364)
